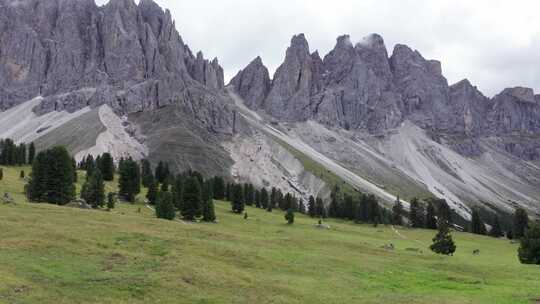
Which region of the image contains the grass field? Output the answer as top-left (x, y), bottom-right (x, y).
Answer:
top-left (0, 166), bottom-right (539, 303)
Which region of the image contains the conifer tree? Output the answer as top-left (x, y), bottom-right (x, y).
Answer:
top-left (71, 157), bottom-right (78, 183)
top-left (118, 158), bottom-right (140, 202)
top-left (99, 153), bottom-right (115, 181)
top-left (409, 198), bottom-right (424, 228)
top-left (489, 214), bottom-right (504, 238)
top-left (391, 196), bottom-right (404, 226)
top-left (172, 175), bottom-right (184, 210)
top-left (260, 187), bottom-right (269, 209)
top-left (155, 161), bottom-right (166, 183)
top-left (269, 187), bottom-right (277, 212)
top-left (425, 202), bottom-right (438, 229)
top-left (107, 192), bottom-right (116, 210)
top-left (85, 155), bottom-right (96, 177)
top-left (201, 180), bottom-right (216, 222)
top-left (308, 195), bottom-right (316, 217)
top-left (28, 142), bottom-right (36, 164)
top-left (254, 189), bottom-right (261, 208)
top-left (226, 183), bottom-right (233, 202)
top-left (298, 199), bottom-right (306, 214)
top-left (328, 185), bottom-right (341, 218)
top-left (81, 169), bottom-right (105, 208)
top-left (436, 199), bottom-right (452, 226)
top-left (285, 208), bottom-right (295, 224)
top-left (140, 159), bottom-right (153, 187)
top-left (518, 223), bottom-right (540, 265)
top-left (19, 170), bottom-right (25, 179)
top-left (0, 168), bottom-right (3, 181)
top-left (430, 219), bottom-right (456, 255)
top-left (315, 197), bottom-right (326, 218)
top-left (513, 208), bottom-right (529, 239)
top-left (283, 192), bottom-right (294, 211)
top-left (181, 177), bottom-right (202, 221)
top-left (231, 184), bottom-right (245, 214)
top-left (343, 195), bottom-right (355, 220)
top-left (146, 178), bottom-right (158, 205)
top-left (470, 208), bottom-right (487, 235)
top-left (155, 191), bottom-right (175, 220)
top-left (212, 176), bottom-right (225, 200)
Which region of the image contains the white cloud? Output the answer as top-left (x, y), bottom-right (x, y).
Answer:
top-left (96, 0), bottom-right (540, 96)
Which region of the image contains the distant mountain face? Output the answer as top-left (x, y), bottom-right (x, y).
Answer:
top-left (231, 34), bottom-right (540, 161)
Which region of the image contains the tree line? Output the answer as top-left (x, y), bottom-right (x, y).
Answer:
top-left (0, 139), bottom-right (35, 166)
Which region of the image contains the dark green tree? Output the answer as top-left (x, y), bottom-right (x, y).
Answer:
top-left (518, 223), bottom-right (540, 265)
top-left (212, 176), bottom-right (225, 200)
top-left (99, 153), bottom-right (115, 181)
top-left (308, 195), bottom-right (316, 217)
top-left (201, 180), bottom-right (216, 222)
top-left (315, 197), bottom-right (326, 218)
top-left (425, 202), bottom-right (438, 229)
top-left (155, 191), bottom-right (176, 220)
top-left (81, 169), bottom-right (105, 208)
top-left (19, 170), bottom-right (25, 179)
top-left (343, 195), bottom-right (355, 220)
top-left (260, 187), bottom-right (269, 209)
top-left (328, 185), bottom-right (341, 218)
top-left (254, 189), bottom-right (261, 208)
top-left (155, 161), bottom-right (166, 184)
top-left (513, 208), bottom-right (529, 239)
top-left (489, 214), bottom-right (504, 238)
top-left (231, 184), bottom-right (245, 214)
top-left (172, 175), bottom-right (184, 210)
top-left (0, 168), bottom-right (3, 180)
top-left (181, 177), bottom-right (202, 221)
top-left (140, 159), bottom-right (153, 187)
top-left (430, 220), bottom-right (456, 256)
top-left (146, 178), bottom-right (158, 205)
top-left (118, 158), bottom-right (140, 203)
top-left (107, 193), bottom-right (116, 210)
top-left (470, 208), bottom-right (487, 235)
top-left (392, 196), bottom-right (404, 226)
top-left (28, 142), bottom-right (36, 164)
top-left (436, 199), bottom-right (452, 226)
top-left (409, 198), bottom-right (424, 228)
top-left (285, 208), bottom-right (295, 224)
top-left (268, 187), bottom-right (277, 212)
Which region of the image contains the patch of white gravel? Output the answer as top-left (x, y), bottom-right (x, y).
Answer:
top-left (75, 105), bottom-right (148, 162)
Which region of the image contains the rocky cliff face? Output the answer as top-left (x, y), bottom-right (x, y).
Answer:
top-left (232, 33), bottom-right (540, 160)
top-left (0, 0), bottom-right (230, 133)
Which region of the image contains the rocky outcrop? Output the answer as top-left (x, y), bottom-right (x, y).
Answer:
top-left (0, 0), bottom-right (228, 130)
top-left (233, 33), bottom-right (540, 160)
top-left (230, 56), bottom-right (271, 109)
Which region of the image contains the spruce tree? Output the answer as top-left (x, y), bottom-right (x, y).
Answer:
top-left (107, 193), bottom-right (116, 210)
top-left (155, 191), bottom-right (176, 220)
top-left (436, 199), bottom-right (452, 226)
top-left (308, 195), bottom-right (316, 217)
top-left (99, 153), bottom-right (115, 181)
top-left (71, 157), bottom-right (78, 183)
top-left (269, 187), bottom-right (277, 212)
top-left (231, 184), bottom-right (245, 214)
top-left (28, 142), bottom-right (35, 164)
top-left (489, 214), bottom-right (504, 238)
top-left (201, 180), bottom-right (216, 222)
top-left (328, 185), bottom-right (341, 218)
top-left (0, 168), bottom-right (3, 181)
top-left (391, 196), bottom-right (404, 226)
top-left (298, 199), bottom-right (306, 214)
top-left (81, 169), bottom-right (105, 208)
top-left (285, 208), bottom-right (295, 224)
top-left (343, 195), bottom-right (355, 220)
top-left (430, 219), bottom-right (457, 256)
top-left (254, 189), bottom-right (261, 208)
top-left (260, 187), bottom-right (269, 209)
top-left (470, 208), bottom-right (487, 235)
top-left (172, 175), bottom-right (184, 210)
top-left (315, 197), bottom-right (326, 218)
top-left (513, 208), bottom-right (529, 239)
top-left (409, 198), bottom-right (425, 228)
top-left (155, 161), bottom-right (165, 183)
top-left (426, 202), bottom-right (438, 229)
top-left (518, 223), bottom-right (540, 265)
top-left (212, 176), bottom-right (225, 200)
top-left (146, 178), bottom-right (158, 205)
top-left (181, 177), bottom-right (202, 221)
top-left (140, 159), bottom-right (153, 187)
top-left (118, 158), bottom-right (140, 203)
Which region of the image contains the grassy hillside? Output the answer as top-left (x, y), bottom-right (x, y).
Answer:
top-left (0, 166), bottom-right (539, 303)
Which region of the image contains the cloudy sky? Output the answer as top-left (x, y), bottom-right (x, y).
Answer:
top-left (97, 0), bottom-right (540, 96)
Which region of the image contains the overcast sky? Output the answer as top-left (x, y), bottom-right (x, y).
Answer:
top-left (96, 0), bottom-right (540, 97)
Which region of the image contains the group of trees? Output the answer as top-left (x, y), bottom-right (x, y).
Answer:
top-left (79, 153), bottom-right (115, 181)
top-left (0, 139), bottom-right (35, 166)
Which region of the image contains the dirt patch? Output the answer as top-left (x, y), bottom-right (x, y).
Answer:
top-left (102, 252), bottom-right (127, 271)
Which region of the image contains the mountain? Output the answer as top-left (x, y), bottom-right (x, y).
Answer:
top-left (0, 0), bottom-right (538, 221)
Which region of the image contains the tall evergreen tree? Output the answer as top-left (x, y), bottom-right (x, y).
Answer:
top-left (146, 177), bottom-right (158, 205)
top-left (28, 142), bottom-right (36, 164)
top-left (99, 153), bottom-right (115, 181)
top-left (27, 146), bottom-right (75, 205)
top-left (155, 191), bottom-right (176, 220)
top-left (118, 158), bottom-right (140, 202)
top-left (285, 208), bottom-right (295, 224)
top-left (269, 187), bottom-right (278, 212)
top-left (85, 155), bottom-right (96, 177)
top-left (392, 196), bottom-right (404, 226)
top-left (201, 180), bottom-right (216, 222)
top-left (71, 157), bottom-right (78, 183)
top-left (81, 169), bottom-right (105, 208)
top-left (425, 202), bottom-right (438, 229)
top-left (308, 195), bottom-right (316, 218)
top-left (231, 184), bottom-right (245, 214)
top-left (254, 189), bottom-right (261, 208)
top-left (436, 199), bottom-right (452, 226)
top-left (260, 187), bottom-right (269, 209)
top-left (489, 214), bottom-right (504, 238)
top-left (409, 198), bottom-right (425, 228)
top-left (212, 176), bottom-right (225, 200)
top-left (513, 208), bottom-right (530, 239)
top-left (430, 219), bottom-right (457, 255)
top-left (315, 197), bottom-right (326, 218)
top-left (343, 195), bottom-right (355, 220)
top-left (328, 185), bottom-right (341, 218)
top-left (298, 199), bottom-right (306, 214)
top-left (518, 223), bottom-right (540, 265)
top-left (155, 161), bottom-right (166, 183)
top-left (470, 208), bottom-right (487, 235)
top-left (172, 175), bottom-right (184, 210)
top-left (181, 177), bottom-right (202, 221)
top-left (140, 159), bottom-right (153, 187)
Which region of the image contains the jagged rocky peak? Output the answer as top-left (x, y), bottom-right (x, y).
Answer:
top-left (499, 87), bottom-right (536, 103)
top-left (229, 56), bottom-right (271, 109)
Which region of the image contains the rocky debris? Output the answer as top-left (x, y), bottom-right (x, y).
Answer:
top-left (2, 192), bottom-right (15, 204)
top-left (66, 199), bottom-right (92, 210)
top-left (0, 0), bottom-right (232, 134)
top-left (381, 243), bottom-right (395, 251)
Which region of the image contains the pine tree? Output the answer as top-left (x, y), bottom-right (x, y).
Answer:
top-left (470, 208), bottom-right (487, 235)
top-left (518, 223), bottom-right (540, 265)
top-left (155, 191), bottom-right (176, 220)
top-left (513, 208), bottom-right (529, 239)
top-left (254, 189), bottom-right (261, 208)
top-left (430, 219), bottom-right (457, 255)
top-left (283, 192), bottom-right (294, 211)
top-left (425, 202), bottom-right (438, 229)
top-left (392, 196), bottom-right (404, 226)
top-left (155, 161), bottom-right (165, 183)
top-left (99, 153), bottom-right (115, 181)
top-left (212, 176), bottom-right (225, 200)
top-left (172, 175), bottom-right (184, 210)
top-left (489, 214), bottom-right (504, 238)
top-left (146, 178), bottom-right (158, 205)
top-left (269, 187), bottom-right (277, 212)
top-left (107, 193), bottom-right (116, 210)
top-left (27, 146), bottom-right (75, 205)
top-left (141, 159), bottom-right (153, 187)
top-left (343, 195), bottom-right (355, 220)
top-left (201, 180), bottom-right (216, 222)
top-left (19, 170), bottom-right (25, 179)
top-left (0, 168), bottom-right (3, 181)
top-left (409, 198), bottom-right (425, 228)
top-left (285, 208), bottom-right (295, 224)
top-left (231, 184), bottom-right (245, 214)
top-left (315, 197), bottom-right (326, 218)
top-left (85, 155), bottom-right (96, 177)
top-left (308, 195), bottom-right (316, 217)
top-left (328, 185), bottom-right (341, 218)
top-left (226, 183), bottom-right (232, 202)
top-left (181, 177), bottom-right (202, 221)
top-left (118, 158), bottom-right (140, 202)
top-left (71, 157), bottom-right (78, 183)
top-left (260, 187), bottom-right (269, 209)
top-left (28, 142), bottom-right (36, 164)
top-left (81, 169), bottom-right (105, 208)
top-left (298, 199), bottom-right (306, 214)
top-left (436, 199), bottom-right (452, 226)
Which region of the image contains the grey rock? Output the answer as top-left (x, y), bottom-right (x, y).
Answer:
top-left (229, 56), bottom-right (271, 109)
